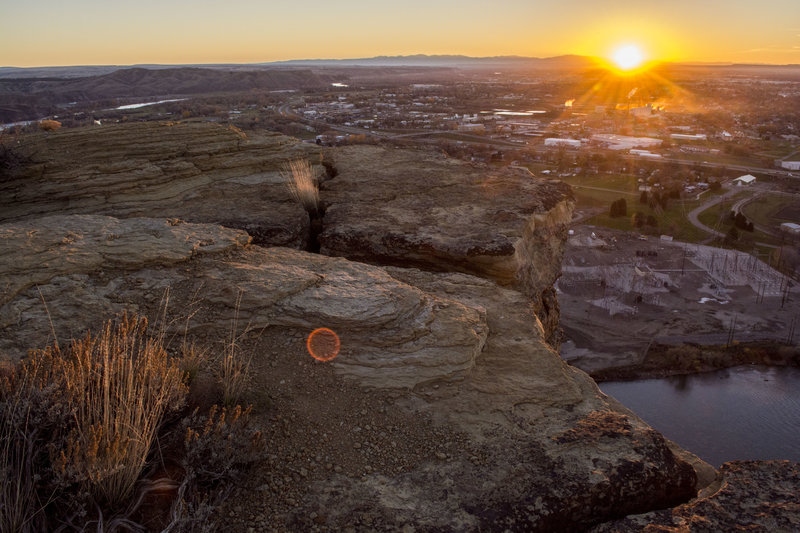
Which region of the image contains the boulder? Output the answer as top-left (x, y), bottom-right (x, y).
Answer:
top-left (591, 460), bottom-right (800, 532)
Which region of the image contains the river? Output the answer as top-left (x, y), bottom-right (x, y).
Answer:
top-left (600, 365), bottom-right (800, 466)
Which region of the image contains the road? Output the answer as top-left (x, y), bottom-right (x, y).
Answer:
top-left (686, 187), bottom-right (778, 248)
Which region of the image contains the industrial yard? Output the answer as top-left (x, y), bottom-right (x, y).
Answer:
top-left (558, 225), bottom-right (798, 374)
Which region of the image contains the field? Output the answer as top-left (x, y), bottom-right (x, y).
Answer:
top-left (742, 193), bottom-right (800, 228)
top-left (559, 173), bottom-right (718, 242)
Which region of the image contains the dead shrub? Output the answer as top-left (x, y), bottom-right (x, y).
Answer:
top-left (38, 120), bottom-right (61, 132)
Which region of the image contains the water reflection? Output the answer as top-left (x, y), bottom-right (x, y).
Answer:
top-left (600, 366), bottom-right (800, 466)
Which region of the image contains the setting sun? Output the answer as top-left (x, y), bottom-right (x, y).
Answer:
top-left (612, 44), bottom-right (645, 71)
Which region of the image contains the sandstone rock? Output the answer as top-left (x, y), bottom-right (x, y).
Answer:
top-left (0, 216), bottom-right (486, 388)
top-left (2, 125), bottom-right (574, 345)
top-left (0, 215), bottom-right (699, 531)
top-left (0, 122), bottom-right (321, 248)
top-left (590, 460), bottom-right (800, 532)
top-left (0, 214), bottom-right (250, 308)
top-left (321, 145), bottom-right (574, 343)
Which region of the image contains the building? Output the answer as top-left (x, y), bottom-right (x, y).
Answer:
top-left (544, 138), bottom-right (581, 148)
top-left (630, 149), bottom-right (662, 158)
top-left (670, 133), bottom-right (708, 141)
top-left (458, 123), bottom-right (486, 134)
top-left (780, 160), bottom-right (800, 171)
top-left (780, 222), bottom-right (800, 235)
top-left (590, 134), bottom-right (662, 151)
top-left (734, 174), bottom-right (757, 186)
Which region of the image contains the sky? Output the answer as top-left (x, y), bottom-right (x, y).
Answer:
top-left (1, 0), bottom-right (799, 67)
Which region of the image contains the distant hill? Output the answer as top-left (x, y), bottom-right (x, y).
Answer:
top-left (0, 67), bottom-right (335, 123)
top-left (263, 54), bottom-right (600, 70)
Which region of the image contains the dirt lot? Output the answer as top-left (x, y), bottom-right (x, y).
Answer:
top-left (558, 225), bottom-right (799, 375)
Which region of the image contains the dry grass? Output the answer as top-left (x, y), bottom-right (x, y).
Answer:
top-left (219, 291), bottom-right (251, 407)
top-left (282, 159), bottom-right (319, 214)
top-left (0, 387), bottom-right (50, 533)
top-left (3, 312), bottom-right (188, 519)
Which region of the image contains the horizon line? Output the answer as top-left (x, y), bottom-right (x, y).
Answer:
top-left (2, 53), bottom-right (800, 70)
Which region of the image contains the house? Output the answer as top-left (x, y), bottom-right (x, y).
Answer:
top-left (734, 174), bottom-right (757, 186)
top-left (781, 222), bottom-right (800, 235)
top-left (670, 133), bottom-right (707, 141)
top-left (781, 160), bottom-right (800, 171)
top-left (544, 138), bottom-right (581, 148)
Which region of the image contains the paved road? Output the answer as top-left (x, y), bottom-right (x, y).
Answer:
top-left (571, 184), bottom-right (639, 196)
top-left (686, 189), bottom-right (739, 240)
top-left (685, 188), bottom-right (779, 248)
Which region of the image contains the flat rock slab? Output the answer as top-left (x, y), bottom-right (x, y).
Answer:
top-left (0, 122), bottom-right (321, 248)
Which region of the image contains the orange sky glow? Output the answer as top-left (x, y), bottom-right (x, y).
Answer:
top-left (1, 0), bottom-right (799, 67)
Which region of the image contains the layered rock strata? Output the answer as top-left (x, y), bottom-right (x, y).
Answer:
top-left (1, 124), bottom-right (575, 344)
top-left (0, 122), bottom-right (321, 248)
top-left (321, 145), bottom-right (574, 342)
top-left (591, 460), bottom-right (800, 532)
top-left (0, 215), bottom-right (698, 530)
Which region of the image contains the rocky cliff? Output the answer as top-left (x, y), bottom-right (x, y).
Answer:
top-left (0, 121), bottom-right (320, 248)
top-left (322, 145), bottom-right (574, 343)
top-left (1, 122), bottom-right (796, 530)
top-left (1, 125), bottom-right (574, 343)
top-left (0, 215), bottom-right (697, 531)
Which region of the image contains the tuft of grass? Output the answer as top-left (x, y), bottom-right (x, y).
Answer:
top-left (16, 312), bottom-right (187, 511)
top-left (0, 380), bottom-right (52, 533)
top-left (219, 291), bottom-right (251, 407)
top-left (164, 404), bottom-right (264, 532)
top-left (1, 305), bottom-right (267, 531)
top-left (282, 159), bottom-right (319, 214)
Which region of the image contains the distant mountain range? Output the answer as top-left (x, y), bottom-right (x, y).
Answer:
top-left (3, 54), bottom-right (800, 80)
top-left (0, 55), bottom-right (601, 80)
top-left (261, 54), bottom-right (600, 69)
top-left (1, 55), bottom-right (798, 123)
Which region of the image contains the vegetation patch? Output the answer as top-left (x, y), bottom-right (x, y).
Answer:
top-left (0, 312), bottom-right (264, 532)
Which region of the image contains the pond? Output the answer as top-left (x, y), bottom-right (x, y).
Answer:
top-left (600, 365), bottom-right (800, 466)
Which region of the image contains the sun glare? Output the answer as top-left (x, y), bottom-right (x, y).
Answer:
top-left (612, 44), bottom-right (644, 71)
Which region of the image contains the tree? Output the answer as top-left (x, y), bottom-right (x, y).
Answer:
top-left (724, 226), bottom-right (739, 245)
top-left (734, 212), bottom-right (751, 230)
top-left (631, 211), bottom-right (645, 228)
top-left (639, 190), bottom-right (648, 204)
top-left (610, 198), bottom-right (628, 218)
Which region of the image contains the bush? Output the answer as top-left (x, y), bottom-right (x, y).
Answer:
top-left (1, 312), bottom-right (189, 529)
top-left (1, 310), bottom-right (267, 531)
top-left (165, 405), bottom-right (264, 532)
top-left (38, 120), bottom-right (61, 132)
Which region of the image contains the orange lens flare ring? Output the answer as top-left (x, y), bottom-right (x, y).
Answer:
top-left (306, 328), bottom-right (341, 362)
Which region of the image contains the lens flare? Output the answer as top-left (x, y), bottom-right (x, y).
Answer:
top-left (306, 328), bottom-right (341, 362)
